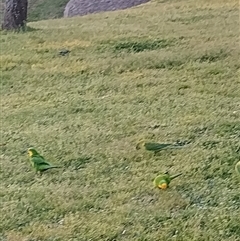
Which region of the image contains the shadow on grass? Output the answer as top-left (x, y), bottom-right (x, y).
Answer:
top-left (195, 49), bottom-right (228, 63)
top-left (113, 38), bottom-right (175, 53)
top-left (169, 14), bottom-right (215, 25)
top-left (97, 37), bottom-right (180, 53)
top-left (0, 25), bottom-right (39, 34)
top-left (147, 59), bottom-right (184, 70)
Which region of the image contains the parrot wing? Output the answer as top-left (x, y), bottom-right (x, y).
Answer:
top-left (31, 156), bottom-right (51, 165)
top-left (31, 156), bottom-right (55, 171)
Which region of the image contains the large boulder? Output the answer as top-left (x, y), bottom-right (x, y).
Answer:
top-left (64, 0), bottom-right (150, 18)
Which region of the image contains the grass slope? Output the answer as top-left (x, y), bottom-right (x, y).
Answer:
top-left (1, 0), bottom-right (240, 240)
top-left (27, 0), bottom-right (69, 22)
top-left (0, 0), bottom-right (69, 23)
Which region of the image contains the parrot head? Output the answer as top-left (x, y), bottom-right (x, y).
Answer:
top-left (136, 139), bottom-right (145, 150)
top-left (158, 181), bottom-right (168, 190)
top-left (28, 148), bottom-right (39, 157)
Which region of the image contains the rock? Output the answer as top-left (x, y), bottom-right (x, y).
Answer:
top-left (59, 49), bottom-right (71, 56)
top-left (64, 0), bottom-right (150, 18)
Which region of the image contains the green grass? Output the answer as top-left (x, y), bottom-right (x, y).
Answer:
top-left (0, 0), bottom-right (4, 23)
top-left (0, 0), bottom-right (69, 23)
top-left (27, 0), bottom-right (69, 22)
top-left (1, 0), bottom-right (240, 240)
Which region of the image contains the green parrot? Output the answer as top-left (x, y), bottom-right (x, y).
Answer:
top-left (153, 172), bottom-right (182, 189)
top-left (27, 147), bottom-right (60, 174)
top-left (136, 140), bottom-right (185, 153)
top-left (235, 161), bottom-right (240, 176)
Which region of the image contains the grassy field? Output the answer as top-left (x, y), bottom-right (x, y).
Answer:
top-left (1, 0), bottom-right (240, 240)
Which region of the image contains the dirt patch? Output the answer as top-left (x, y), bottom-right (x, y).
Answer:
top-left (64, 0), bottom-right (150, 17)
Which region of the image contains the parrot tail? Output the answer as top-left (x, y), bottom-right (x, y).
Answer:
top-left (170, 173), bottom-right (182, 180)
